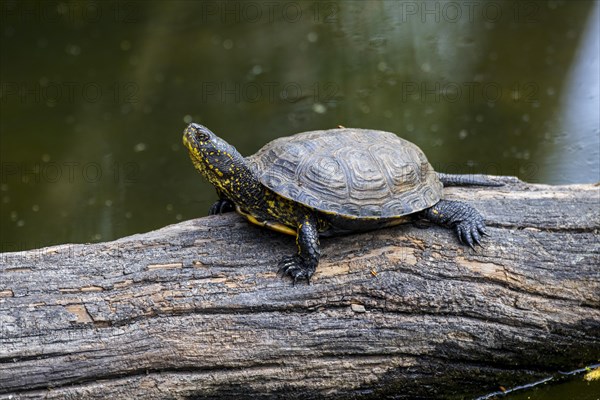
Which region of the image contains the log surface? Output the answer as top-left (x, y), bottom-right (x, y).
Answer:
top-left (1, 177), bottom-right (599, 399)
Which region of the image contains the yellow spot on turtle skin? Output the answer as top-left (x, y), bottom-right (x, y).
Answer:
top-left (432, 209), bottom-right (439, 215)
top-left (584, 367), bottom-right (600, 381)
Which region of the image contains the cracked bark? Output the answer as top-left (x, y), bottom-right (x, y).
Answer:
top-left (0, 177), bottom-right (599, 399)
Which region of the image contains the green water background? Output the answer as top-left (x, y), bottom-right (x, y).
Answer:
top-left (2, 1), bottom-right (598, 250)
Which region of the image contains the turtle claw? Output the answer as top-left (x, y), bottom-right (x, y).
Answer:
top-left (424, 200), bottom-right (489, 250)
top-left (455, 218), bottom-right (486, 250)
top-left (277, 255), bottom-right (314, 285)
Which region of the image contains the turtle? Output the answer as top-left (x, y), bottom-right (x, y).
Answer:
top-left (183, 123), bottom-right (498, 284)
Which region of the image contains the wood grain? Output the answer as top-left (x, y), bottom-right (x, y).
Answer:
top-left (1, 177), bottom-right (599, 399)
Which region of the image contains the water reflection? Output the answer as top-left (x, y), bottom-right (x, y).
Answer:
top-left (554, 1), bottom-right (600, 183)
top-left (0, 0), bottom-right (598, 250)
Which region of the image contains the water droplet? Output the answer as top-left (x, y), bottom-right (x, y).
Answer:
top-left (307, 32), bottom-right (318, 42)
top-left (133, 143), bottom-right (147, 152)
top-left (223, 39), bottom-right (234, 50)
top-left (312, 103), bottom-right (326, 114)
top-left (120, 104), bottom-right (132, 114)
top-left (252, 65), bottom-right (263, 75)
top-left (120, 40), bottom-right (131, 51)
top-left (65, 44), bottom-right (81, 56)
top-left (183, 115), bottom-right (193, 124)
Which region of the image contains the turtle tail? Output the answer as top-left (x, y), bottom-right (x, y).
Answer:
top-left (437, 173), bottom-right (503, 187)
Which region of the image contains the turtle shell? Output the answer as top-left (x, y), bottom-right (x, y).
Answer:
top-left (246, 128), bottom-right (443, 218)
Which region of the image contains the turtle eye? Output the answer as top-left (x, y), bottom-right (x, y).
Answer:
top-left (196, 131), bottom-right (210, 142)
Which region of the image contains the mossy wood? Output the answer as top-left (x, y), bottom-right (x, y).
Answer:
top-left (1, 177), bottom-right (599, 399)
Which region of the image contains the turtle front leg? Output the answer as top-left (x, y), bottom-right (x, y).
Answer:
top-left (422, 200), bottom-right (487, 248)
top-left (278, 213), bottom-right (321, 285)
top-left (208, 199), bottom-right (236, 215)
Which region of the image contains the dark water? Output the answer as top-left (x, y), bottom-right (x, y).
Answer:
top-left (0, 1), bottom-right (599, 397)
top-left (488, 374), bottom-right (600, 400)
top-left (2, 0), bottom-right (599, 250)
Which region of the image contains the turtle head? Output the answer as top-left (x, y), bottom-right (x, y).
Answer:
top-left (183, 122), bottom-right (235, 155)
top-left (183, 123), bottom-right (251, 191)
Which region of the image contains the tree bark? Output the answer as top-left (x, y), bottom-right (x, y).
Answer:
top-left (1, 177), bottom-right (599, 399)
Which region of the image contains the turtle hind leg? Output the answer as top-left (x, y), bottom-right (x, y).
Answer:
top-left (422, 200), bottom-right (487, 248)
top-left (278, 213), bottom-right (320, 285)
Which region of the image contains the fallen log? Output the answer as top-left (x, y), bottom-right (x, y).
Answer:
top-left (1, 176), bottom-right (599, 399)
